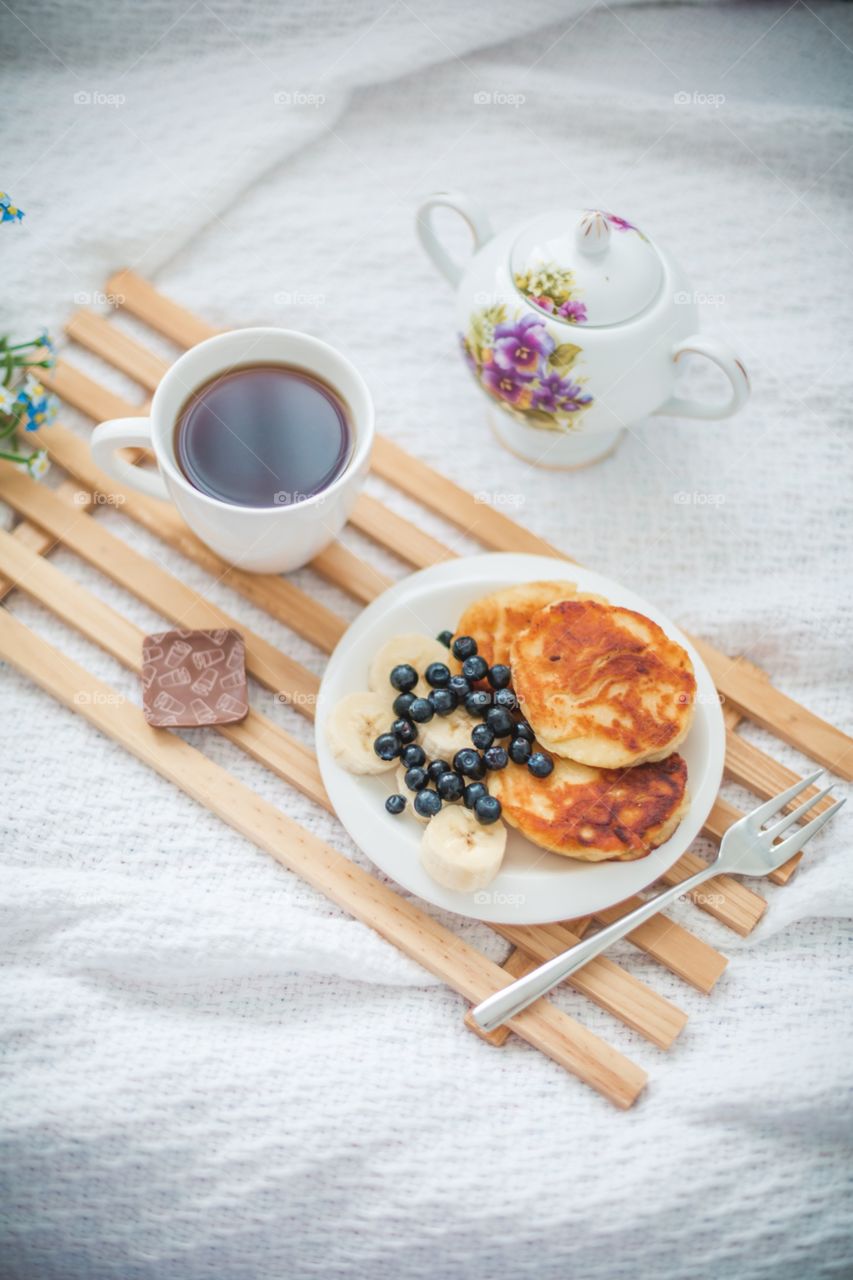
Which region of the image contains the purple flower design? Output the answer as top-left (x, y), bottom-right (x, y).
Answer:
top-left (557, 299), bottom-right (588, 325)
top-left (603, 211), bottom-right (636, 233)
top-left (532, 372), bottom-right (592, 414)
top-left (482, 363), bottom-right (534, 408)
top-left (493, 313), bottom-right (554, 375)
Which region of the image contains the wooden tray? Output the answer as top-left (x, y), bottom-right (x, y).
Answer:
top-left (1, 270), bottom-right (850, 1108)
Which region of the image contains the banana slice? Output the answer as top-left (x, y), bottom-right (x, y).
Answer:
top-left (326, 691), bottom-right (396, 775)
top-left (420, 805), bottom-right (507, 892)
top-left (420, 708), bottom-right (478, 762)
top-left (368, 632), bottom-right (450, 704)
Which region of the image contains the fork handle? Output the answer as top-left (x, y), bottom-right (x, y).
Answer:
top-left (470, 863), bottom-right (718, 1033)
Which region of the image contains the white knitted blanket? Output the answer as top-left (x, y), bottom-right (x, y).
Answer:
top-left (2, 2), bottom-right (852, 1277)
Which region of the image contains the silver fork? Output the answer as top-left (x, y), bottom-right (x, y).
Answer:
top-left (471, 769), bottom-right (845, 1034)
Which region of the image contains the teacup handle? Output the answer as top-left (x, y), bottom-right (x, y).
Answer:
top-left (90, 417), bottom-right (170, 500)
top-left (654, 335), bottom-right (750, 420)
top-left (415, 190), bottom-right (494, 288)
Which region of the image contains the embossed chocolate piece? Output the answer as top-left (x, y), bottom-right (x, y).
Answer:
top-left (141, 629), bottom-right (247, 727)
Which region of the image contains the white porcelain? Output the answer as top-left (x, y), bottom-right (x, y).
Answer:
top-left (416, 192), bottom-right (750, 468)
top-left (90, 328), bottom-right (374, 574)
top-left (315, 553), bottom-right (725, 925)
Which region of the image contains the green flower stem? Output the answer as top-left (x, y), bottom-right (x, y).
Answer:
top-left (0, 447), bottom-right (32, 465)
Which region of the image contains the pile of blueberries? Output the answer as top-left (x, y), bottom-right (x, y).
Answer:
top-left (374, 631), bottom-right (554, 825)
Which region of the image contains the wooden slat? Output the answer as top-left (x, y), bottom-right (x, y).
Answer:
top-left (0, 605), bottom-right (647, 1107)
top-left (593, 900), bottom-right (727, 993)
top-left (106, 269), bottom-right (219, 347)
top-left (0, 466), bottom-right (321, 717)
top-left (42, 358), bottom-right (149, 422)
top-left (0, 524), bottom-right (688, 1053)
top-left (690, 635), bottom-right (853, 782)
top-left (0, 529), bottom-right (327, 806)
top-left (724, 730), bottom-right (838, 885)
top-left (66, 308), bottom-right (170, 390)
top-left (495, 921), bottom-right (687, 1050)
top-left (0, 517), bottom-right (56, 602)
top-left (349, 493), bottom-right (456, 571)
top-left (464, 948), bottom-right (541, 1046)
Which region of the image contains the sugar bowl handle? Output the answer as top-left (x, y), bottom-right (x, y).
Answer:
top-left (415, 190), bottom-right (494, 288)
top-left (655, 335), bottom-right (750, 421)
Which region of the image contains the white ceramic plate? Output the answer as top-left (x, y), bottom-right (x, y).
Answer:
top-left (316, 553), bottom-right (724, 925)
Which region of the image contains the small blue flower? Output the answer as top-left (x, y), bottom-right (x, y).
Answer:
top-left (0, 192), bottom-right (24, 223)
top-left (16, 375), bottom-right (57, 430)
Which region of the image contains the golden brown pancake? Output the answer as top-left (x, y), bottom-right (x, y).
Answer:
top-left (511, 599), bottom-right (696, 768)
top-left (454, 581), bottom-right (601, 668)
top-left (491, 752), bottom-right (689, 862)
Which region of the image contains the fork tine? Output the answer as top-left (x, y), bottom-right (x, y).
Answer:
top-left (763, 785), bottom-right (835, 842)
top-left (746, 768), bottom-right (825, 828)
top-left (770, 797), bottom-right (846, 862)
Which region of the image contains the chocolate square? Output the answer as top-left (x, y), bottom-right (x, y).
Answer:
top-left (142, 628), bottom-right (248, 727)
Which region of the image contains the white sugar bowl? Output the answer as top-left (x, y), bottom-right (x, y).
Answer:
top-left (416, 192), bottom-right (749, 468)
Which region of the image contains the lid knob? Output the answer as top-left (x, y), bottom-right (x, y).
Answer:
top-left (576, 210), bottom-right (611, 258)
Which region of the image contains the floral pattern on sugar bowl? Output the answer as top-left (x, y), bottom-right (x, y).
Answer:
top-left (461, 307), bottom-right (593, 434)
top-left (417, 192), bottom-right (750, 468)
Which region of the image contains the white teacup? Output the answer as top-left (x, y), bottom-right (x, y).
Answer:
top-left (90, 327), bottom-right (374, 574)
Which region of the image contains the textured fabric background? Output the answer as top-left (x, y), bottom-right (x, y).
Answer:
top-left (2, 2), bottom-right (852, 1277)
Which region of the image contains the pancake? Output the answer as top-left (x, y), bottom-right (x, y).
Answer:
top-left (454, 580), bottom-right (603, 668)
top-left (511, 598), bottom-right (696, 768)
top-left (491, 752), bottom-right (689, 862)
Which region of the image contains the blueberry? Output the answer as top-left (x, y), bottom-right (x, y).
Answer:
top-left (463, 781), bottom-right (489, 810)
top-left (427, 758), bottom-right (451, 783)
top-left (448, 674), bottom-right (471, 700)
top-left (464, 690), bottom-right (492, 718)
top-left (509, 736), bottom-right (532, 764)
top-left (471, 722), bottom-right (495, 750)
top-left (493, 687), bottom-right (517, 712)
top-left (404, 766), bottom-right (429, 791)
top-left (392, 691), bottom-right (416, 719)
top-left (391, 717), bottom-right (417, 745)
top-left (389, 663), bottom-right (418, 693)
top-left (485, 706), bottom-right (514, 738)
top-left (514, 719), bottom-right (535, 743)
top-left (451, 635), bottom-right (478, 661)
top-left (453, 748), bottom-right (486, 780)
top-left (401, 743), bottom-right (426, 768)
top-left (428, 688), bottom-right (457, 717)
top-left (483, 745), bottom-right (508, 771)
top-left (408, 697), bottom-right (434, 724)
top-left (425, 662), bottom-right (451, 688)
top-left (528, 751), bottom-right (554, 779)
top-left (487, 664), bottom-right (512, 689)
top-left (474, 795), bottom-right (502, 825)
top-left (385, 793), bottom-right (406, 815)
top-left (373, 733), bottom-right (401, 761)
top-left (414, 788), bottom-right (442, 819)
top-left (462, 654), bottom-right (489, 683)
top-left (436, 770), bottom-right (464, 801)
top-left (436, 630), bottom-right (453, 648)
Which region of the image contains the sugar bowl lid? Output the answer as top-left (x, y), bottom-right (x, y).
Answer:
top-left (509, 209), bottom-right (663, 327)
